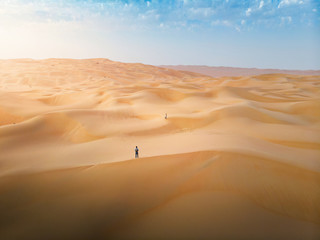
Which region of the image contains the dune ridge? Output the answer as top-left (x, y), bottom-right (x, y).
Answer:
top-left (0, 59), bottom-right (319, 239)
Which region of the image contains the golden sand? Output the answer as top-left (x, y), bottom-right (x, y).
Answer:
top-left (0, 59), bottom-right (319, 239)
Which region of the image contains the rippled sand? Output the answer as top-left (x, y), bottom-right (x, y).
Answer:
top-left (0, 59), bottom-right (319, 239)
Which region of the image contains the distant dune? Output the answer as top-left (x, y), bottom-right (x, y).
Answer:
top-left (0, 59), bottom-right (319, 240)
top-left (160, 65), bottom-right (320, 77)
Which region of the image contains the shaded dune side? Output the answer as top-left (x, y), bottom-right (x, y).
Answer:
top-left (0, 109), bottom-right (139, 145)
top-left (0, 151), bottom-right (319, 240)
top-left (0, 113), bottom-right (99, 145)
top-left (37, 91), bottom-right (91, 106)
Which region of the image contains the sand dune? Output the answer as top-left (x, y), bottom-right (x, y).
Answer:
top-left (0, 59), bottom-right (319, 239)
top-left (160, 65), bottom-right (320, 77)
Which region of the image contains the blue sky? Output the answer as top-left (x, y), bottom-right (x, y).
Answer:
top-left (0, 0), bottom-right (319, 69)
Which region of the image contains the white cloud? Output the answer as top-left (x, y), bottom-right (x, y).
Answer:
top-left (211, 20), bottom-right (232, 27)
top-left (211, 19), bottom-right (240, 32)
top-left (246, 8), bottom-right (252, 16)
top-left (278, 0), bottom-right (303, 8)
top-left (259, 1), bottom-right (264, 9)
top-left (138, 10), bottom-right (160, 21)
top-left (281, 16), bottom-right (292, 25)
top-left (188, 7), bottom-right (215, 18)
top-left (312, 9), bottom-right (317, 12)
top-left (241, 19), bottom-right (245, 25)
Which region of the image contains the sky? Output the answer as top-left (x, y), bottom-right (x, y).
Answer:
top-left (0, 0), bottom-right (319, 69)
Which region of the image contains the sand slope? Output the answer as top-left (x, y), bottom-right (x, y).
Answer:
top-left (0, 59), bottom-right (319, 239)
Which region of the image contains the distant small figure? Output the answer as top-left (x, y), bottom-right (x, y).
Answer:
top-left (135, 146), bottom-right (139, 158)
top-left (165, 113), bottom-right (167, 119)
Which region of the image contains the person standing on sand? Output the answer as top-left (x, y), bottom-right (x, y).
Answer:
top-left (135, 146), bottom-right (139, 158)
top-left (165, 113), bottom-right (167, 119)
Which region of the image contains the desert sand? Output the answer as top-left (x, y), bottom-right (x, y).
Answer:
top-left (160, 65), bottom-right (320, 77)
top-left (0, 59), bottom-right (319, 240)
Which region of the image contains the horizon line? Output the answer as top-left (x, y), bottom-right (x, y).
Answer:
top-left (1, 57), bottom-right (319, 71)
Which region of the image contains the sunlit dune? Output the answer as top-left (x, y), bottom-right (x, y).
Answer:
top-left (0, 59), bottom-right (319, 239)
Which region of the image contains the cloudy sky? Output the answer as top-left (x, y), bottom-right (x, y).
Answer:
top-left (0, 0), bottom-right (319, 69)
